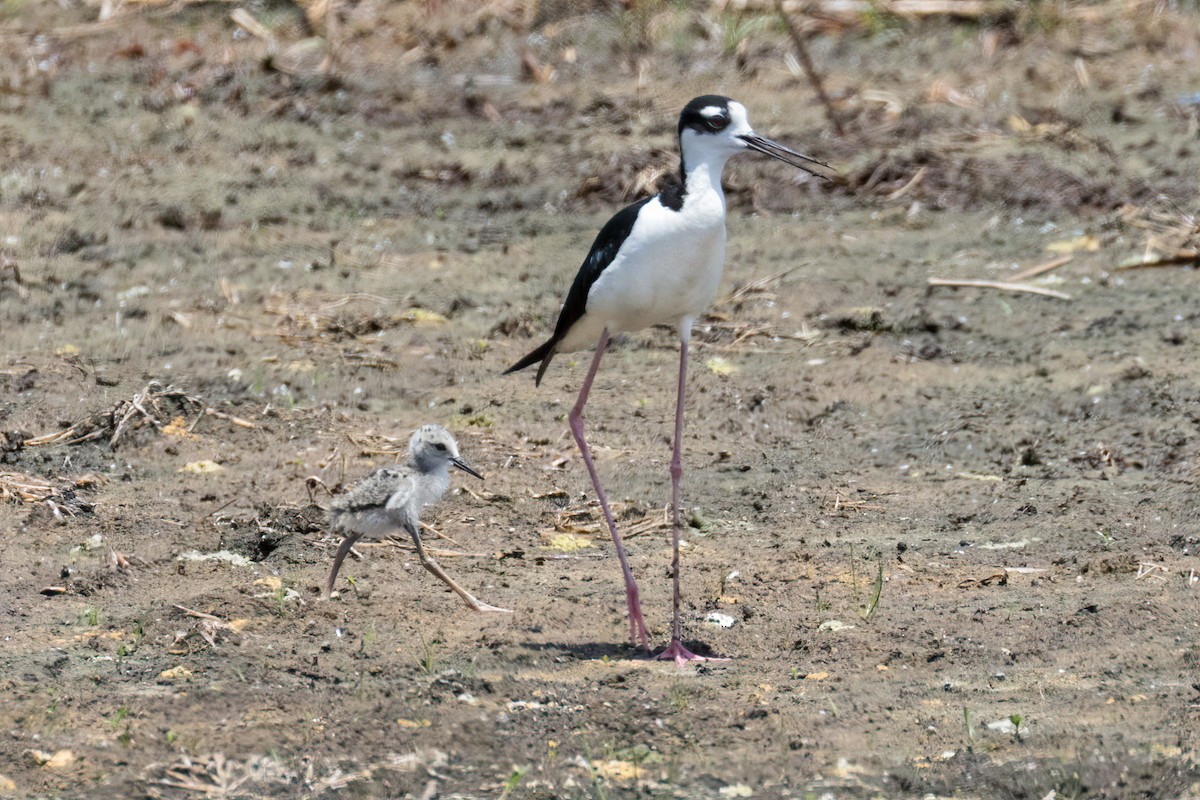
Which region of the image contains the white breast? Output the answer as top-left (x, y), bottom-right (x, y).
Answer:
top-left (560, 192), bottom-right (727, 352)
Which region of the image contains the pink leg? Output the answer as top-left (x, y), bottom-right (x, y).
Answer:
top-left (569, 329), bottom-right (651, 651)
top-left (324, 531), bottom-right (364, 599)
top-left (408, 526), bottom-right (512, 613)
top-left (656, 321), bottom-right (728, 667)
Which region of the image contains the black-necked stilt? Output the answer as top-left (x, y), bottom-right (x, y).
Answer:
top-left (505, 95), bottom-right (830, 665)
top-left (325, 425), bottom-right (512, 613)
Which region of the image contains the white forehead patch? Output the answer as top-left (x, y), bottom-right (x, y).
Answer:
top-left (728, 101), bottom-right (750, 128)
top-left (699, 105), bottom-right (726, 118)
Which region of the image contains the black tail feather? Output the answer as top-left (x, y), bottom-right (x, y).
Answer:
top-left (503, 339), bottom-right (556, 387)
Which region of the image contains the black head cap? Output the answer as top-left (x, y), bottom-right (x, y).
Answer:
top-left (678, 95), bottom-right (735, 138)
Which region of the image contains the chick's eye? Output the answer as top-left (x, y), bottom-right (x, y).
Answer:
top-left (705, 114), bottom-right (729, 131)
top-left (434, 443), bottom-right (448, 452)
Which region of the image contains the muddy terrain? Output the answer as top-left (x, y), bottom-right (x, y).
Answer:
top-left (1, 1), bottom-right (1199, 797)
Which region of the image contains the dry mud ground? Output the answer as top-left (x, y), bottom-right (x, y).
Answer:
top-left (2, 2), bottom-right (1200, 798)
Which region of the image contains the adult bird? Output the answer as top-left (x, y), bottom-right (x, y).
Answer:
top-left (325, 424), bottom-right (512, 613)
top-left (504, 95), bottom-right (829, 664)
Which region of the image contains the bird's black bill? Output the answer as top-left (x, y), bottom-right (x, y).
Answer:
top-left (738, 134), bottom-right (833, 179)
top-left (452, 457), bottom-right (484, 480)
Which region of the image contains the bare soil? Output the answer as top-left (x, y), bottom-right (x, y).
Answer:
top-left (1, 2), bottom-right (1199, 798)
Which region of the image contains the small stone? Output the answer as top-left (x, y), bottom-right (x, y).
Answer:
top-left (27, 749), bottom-right (75, 769)
top-left (158, 665), bottom-right (194, 683)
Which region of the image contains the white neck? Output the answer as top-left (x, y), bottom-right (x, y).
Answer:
top-left (680, 149), bottom-right (730, 212)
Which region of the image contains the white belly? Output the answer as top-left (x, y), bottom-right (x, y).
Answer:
top-left (335, 507), bottom-right (397, 539)
top-left (560, 197), bottom-right (727, 352)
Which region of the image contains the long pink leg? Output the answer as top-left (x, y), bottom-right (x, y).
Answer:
top-left (656, 320), bottom-right (728, 666)
top-left (569, 328), bottom-right (651, 651)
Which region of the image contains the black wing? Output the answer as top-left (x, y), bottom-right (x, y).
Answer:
top-left (504, 196), bottom-right (652, 385)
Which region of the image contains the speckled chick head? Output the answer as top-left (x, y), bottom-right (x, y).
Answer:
top-left (408, 425), bottom-right (482, 479)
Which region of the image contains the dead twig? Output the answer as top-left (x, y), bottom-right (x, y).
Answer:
top-left (419, 521), bottom-right (467, 549)
top-left (0, 471), bottom-right (56, 503)
top-left (884, 165), bottom-right (927, 200)
top-left (305, 476), bottom-right (333, 505)
top-left (345, 431), bottom-right (406, 458)
top-left (1010, 254), bottom-right (1073, 282)
top-left (199, 408), bottom-right (257, 430)
top-left (173, 604), bottom-right (223, 622)
top-left (927, 278), bottom-right (1071, 301)
top-left (24, 381), bottom-right (203, 449)
top-left (1115, 251), bottom-right (1199, 271)
top-left (0, 255), bottom-right (28, 300)
top-left (777, 0), bottom-right (846, 137)
top-left (718, 263), bottom-right (809, 308)
top-left (719, 0), bottom-right (1014, 19)
top-left (0, 471), bottom-right (99, 517)
top-left (553, 501), bottom-right (670, 540)
top-left (169, 605), bottom-right (244, 653)
top-left (1119, 198), bottom-right (1200, 268)
top-left (393, 543), bottom-right (490, 559)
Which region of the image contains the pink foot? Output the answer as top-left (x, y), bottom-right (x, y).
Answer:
top-left (655, 639), bottom-right (730, 668)
top-left (473, 601), bottom-right (515, 614)
top-left (627, 592), bottom-right (651, 652)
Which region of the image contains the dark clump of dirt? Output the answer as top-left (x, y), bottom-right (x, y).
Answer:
top-left (844, 149), bottom-right (1140, 213)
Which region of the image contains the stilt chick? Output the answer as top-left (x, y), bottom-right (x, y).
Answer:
top-left (325, 425), bottom-right (511, 613)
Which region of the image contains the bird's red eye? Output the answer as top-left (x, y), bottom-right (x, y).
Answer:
top-left (705, 114), bottom-right (730, 131)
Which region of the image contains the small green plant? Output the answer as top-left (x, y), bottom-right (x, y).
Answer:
top-left (849, 545), bottom-right (885, 622)
top-left (415, 631), bottom-right (442, 675)
top-left (1021, 0), bottom-right (1067, 34)
top-left (580, 736), bottom-right (609, 800)
top-left (963, 706), bottom-right (977, 746)
top-left (81, 607), bottom-right (100, 627)
top-left (668, 681), bottom-right (692, 711)
top-left (273, 581), bottom-right (289, 615)
top-left (1096, 529), bottom-right (1115, 550)
top-left (499, 765), bottom-right (529, 799)
top-left (814, 587), bottom-right (830, 613)
top-left (719, 12), bottom-right (777, 56)
top-left (117, 724), bottom-right (134, 748)
top-left (861, 5), bottom-right (901, 36)
top-left (858, 553), bottom-right (884, 622)
top-left (686, 507), bottom-right (713, 531)
top-left (613, 744), bottom-right (660, 788)
top-left (109, 707), bottom-right (133, 747)
top-left (1009, 713), bottom-right (1024, 741)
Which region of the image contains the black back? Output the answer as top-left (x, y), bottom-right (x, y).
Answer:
top-left (551, 197), bottom-right (651, 343)
top-left (503, 197), bottom-right (652, 384)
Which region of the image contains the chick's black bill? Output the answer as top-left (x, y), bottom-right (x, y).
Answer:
top-left (452, 457), bottom-right (483, 480)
